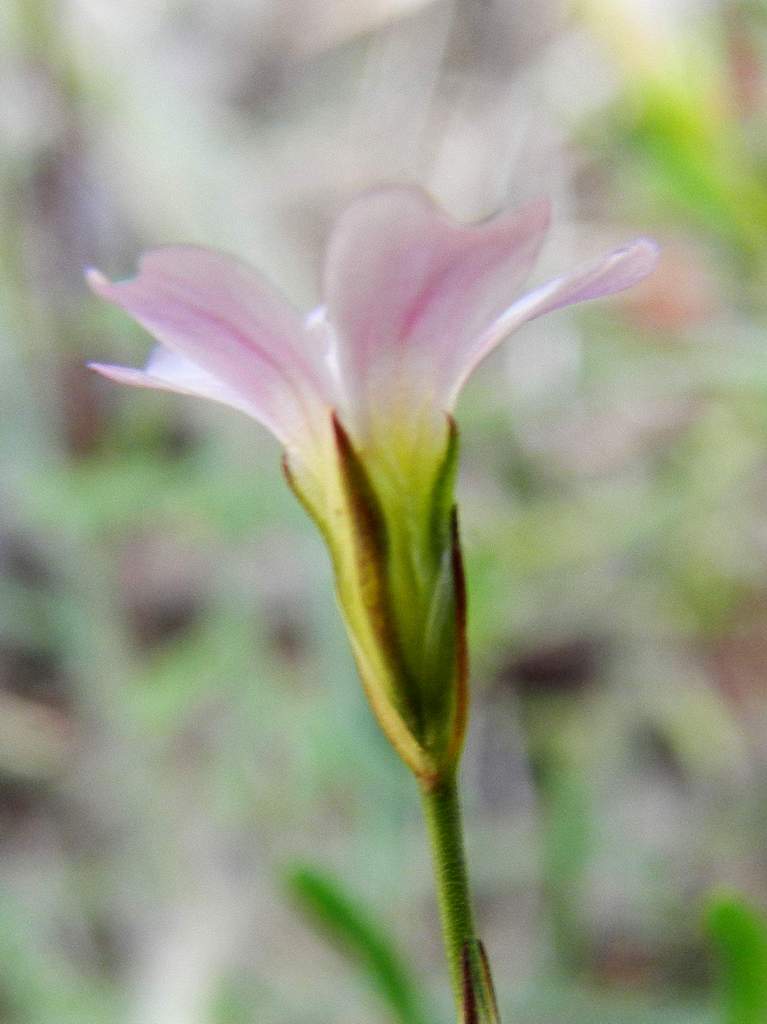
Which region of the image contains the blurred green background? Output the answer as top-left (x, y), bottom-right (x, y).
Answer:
top-left (2, 1), bottom-right (767, 1022)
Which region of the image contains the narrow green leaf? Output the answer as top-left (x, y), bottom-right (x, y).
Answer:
top-left (284, 863), bottom-right (430, 1024)
top-left (706, 891), bottom-right (767, 1024)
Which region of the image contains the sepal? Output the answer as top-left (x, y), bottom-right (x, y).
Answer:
top-left (461, 940), bottom-right (500, 1024)
top-left (284, 412), bottom-right (468, 783)
top-left (329, 413), bottom-right (432, 777)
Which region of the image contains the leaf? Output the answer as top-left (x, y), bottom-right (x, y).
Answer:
top-left (283, 863), bottom-right (430, 1024)
top-left (705, 891), bottom-right (767, 1024)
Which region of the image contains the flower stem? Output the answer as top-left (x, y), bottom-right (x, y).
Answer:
top-left (420, 770), bottom-right (477, 1017)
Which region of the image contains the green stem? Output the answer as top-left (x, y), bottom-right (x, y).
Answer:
top-left (420, 771), bottom-right (476, 1014)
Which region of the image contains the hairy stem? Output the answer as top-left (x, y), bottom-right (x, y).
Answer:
top-left (420, 771), bottom-right (477, 1016)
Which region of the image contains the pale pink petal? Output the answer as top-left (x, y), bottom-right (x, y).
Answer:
top-left (88, 347), bottom-right (264, 419)
top-left (323, 185), bottom-right (551, 433)
top-left (444, 237), bottom-right (660, 406)
top-left (87, 247), bottom-right (334, 448)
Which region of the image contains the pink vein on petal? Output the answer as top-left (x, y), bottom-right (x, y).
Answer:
top-left (323, 185), bottom-right (552, 427)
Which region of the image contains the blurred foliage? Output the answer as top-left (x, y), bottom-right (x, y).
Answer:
top-left (285, 863), bottom-right (431, 1024)
top-left (580, 0), bottom-right (767, 270)
top-left (706, 893), bottom-right (767, 1024)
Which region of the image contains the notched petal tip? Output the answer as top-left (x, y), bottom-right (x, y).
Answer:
top-left (612, 236), bottom-right (661, 276)
top-left (84, 266), bottom-right (112, 294)
top-left (623, 235), bottom-right (660, 257)
top-left (532, 233), bottom-right (662, 313)
top-left (574, 235), bottom-right (661, 302)
top-left (335, 181), bottom-right (441, 219)
top-left (332, 182), bottom-right (552, 238)
top-left (86, 361), bottom-right (150, 386)
top-left (489, 193), bottom-right (551, 233)
top-left (86, 359), bottom-right (120, 376)
top-left (86, 264), bottom-right (142, 306)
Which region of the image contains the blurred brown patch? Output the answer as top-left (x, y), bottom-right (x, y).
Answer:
top-left (498, 637), bottom-right (603, 697)
top-left (591, 931), bottom-right (710, 991)
top-left (265, 602), bottom-right (310, 664)
top-left (0, 643), bottom-right (71, 712)
top-left (59, 359), bottom-right (111, 459)
top-left (708, 594), bottom-right (767, 715)
top-left (630, 722), bottom-right (688, 787)
top-left (0, 532), bottom-right (51, 588)
top-left (725, 7), bottom-right (765, 119)
top-left (118, 534), bottom-right (206, 651)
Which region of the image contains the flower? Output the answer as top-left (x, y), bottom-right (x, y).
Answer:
top-left (88, 185), bottom-right (658, 785)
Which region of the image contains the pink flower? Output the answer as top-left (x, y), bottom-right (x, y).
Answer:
top-left (88, 185), bottom-right (657, 782)
top-left (88, 186), bottom-right (656, 482)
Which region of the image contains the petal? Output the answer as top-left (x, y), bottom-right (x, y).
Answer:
top-left (323, 185), bottom-right (551, 436)
top-left (88, 347), bottom-right (264, 419)
top-left (444, 237), bottom-right (660, 406)
top-left (87, 246), bottom-right (334, 449)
